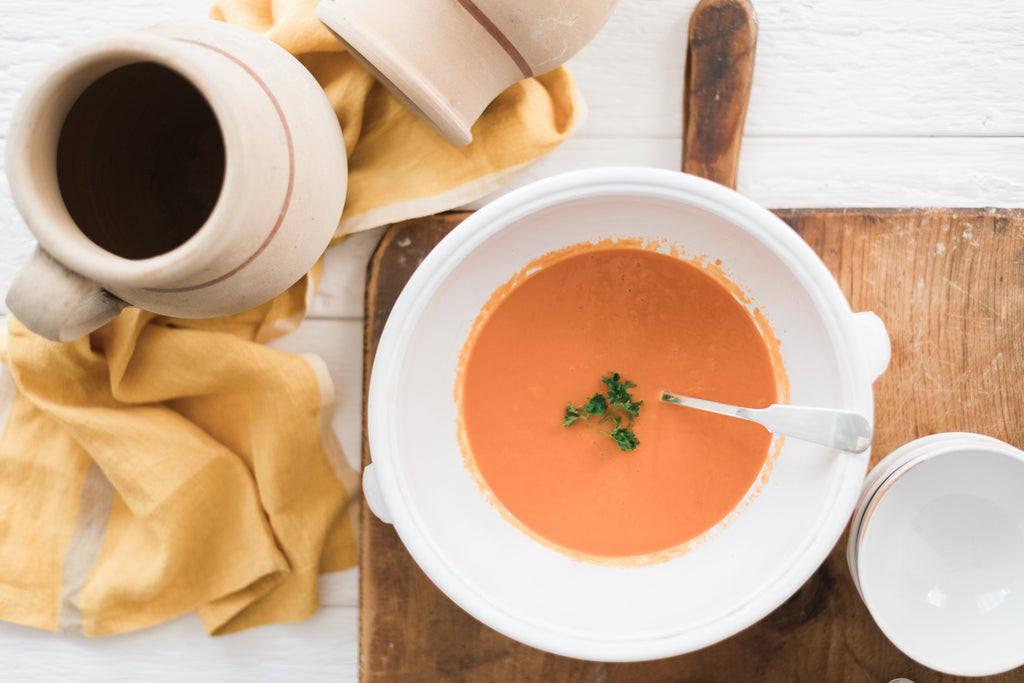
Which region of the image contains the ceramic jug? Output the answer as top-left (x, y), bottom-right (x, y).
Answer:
top-left (4, 19), bottom-right (347, 342)
top-left (316, 0), bottom-right (618, 146)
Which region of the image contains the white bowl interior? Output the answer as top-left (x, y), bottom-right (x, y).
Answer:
top-left (858, 443), bottom-right (1024, 676)
top-left (371, 172), bottom-right (877, 658)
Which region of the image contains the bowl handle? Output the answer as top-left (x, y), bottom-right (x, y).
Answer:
top-left (362, 463), bottom-right (394, 524)
top-left (851, 311), bottom-right (891, 382)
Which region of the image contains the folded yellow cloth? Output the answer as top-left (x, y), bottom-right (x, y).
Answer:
top-left (0, 0), bottom-right (578, 635)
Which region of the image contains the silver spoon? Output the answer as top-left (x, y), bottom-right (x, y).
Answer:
top-left (660, 390), bottom-right (873, 454)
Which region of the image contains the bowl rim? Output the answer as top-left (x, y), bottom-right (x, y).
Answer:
top-left (367, 166), bottom-right (879, 660)
top-left (848, 433), bottom-right (1009, 592)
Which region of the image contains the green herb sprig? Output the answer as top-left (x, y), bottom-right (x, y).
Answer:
top-left (563, 373), bottom-right (643, 451)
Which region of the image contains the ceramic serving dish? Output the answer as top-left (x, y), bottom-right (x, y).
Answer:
top-left (849, 433), bottom-right (1024, 677)
top-left (365, 166), bottom-right (890, 660)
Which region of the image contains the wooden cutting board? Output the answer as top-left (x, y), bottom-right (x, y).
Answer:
top-left (360, 207), bottom-right (1024, 682)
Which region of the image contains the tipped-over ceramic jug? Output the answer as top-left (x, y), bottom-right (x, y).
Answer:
top-left (5, 19), bottom-right (347, 342)
top-left (316, 0), bottom-right (618, 146)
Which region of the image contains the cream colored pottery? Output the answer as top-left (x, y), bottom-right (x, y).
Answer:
top-left (316, 0), bottom-right (618, 146)
top-left (5, 19), bottom-right (347, 342)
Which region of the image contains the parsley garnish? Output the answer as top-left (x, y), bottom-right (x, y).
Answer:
top-left (584, 393), bottom-right (607, 416)
top-left (563, 373), bottom-right (643, 451)
top-left (562, 403), bottom-right (583, 427)
top-left (609, 426), bottom-right (640, 451)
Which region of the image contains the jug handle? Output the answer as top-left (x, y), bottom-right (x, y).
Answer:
top-left (5, 247), bottom-right (128, 342)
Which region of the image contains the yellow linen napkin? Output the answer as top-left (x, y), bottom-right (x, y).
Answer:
top-left (0, 0), bottom-right (579, 635)
top-left (0, 273), bottom-right (358, 636)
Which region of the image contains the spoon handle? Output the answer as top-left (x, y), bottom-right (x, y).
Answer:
top-left (660, 391), bottom-right (873, 454)
top-left (755, 404), bottom-right (873, 454)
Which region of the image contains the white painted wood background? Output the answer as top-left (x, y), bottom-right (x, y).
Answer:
top-left (1, 0), bottom-right (1023, 680)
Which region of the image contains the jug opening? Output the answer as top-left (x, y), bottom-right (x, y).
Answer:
top-left (55, 61), bottom-right (225, 260)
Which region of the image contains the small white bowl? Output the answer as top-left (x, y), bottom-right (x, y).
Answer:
top-left (847, 433), bottom-right (961, 592)
top-left (850, 433), bottom-right (1024, 676)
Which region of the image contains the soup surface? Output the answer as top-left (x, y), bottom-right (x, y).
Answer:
top-left (456, 242), bottom-right (782, 560)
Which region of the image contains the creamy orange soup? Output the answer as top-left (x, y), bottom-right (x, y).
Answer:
top-left (456, 242), bottom-right (781, 560)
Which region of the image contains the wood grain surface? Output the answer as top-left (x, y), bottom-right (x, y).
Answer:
top-left (360, 207), bottom-right (1024, 682)
top-left (683, 0), bottom-right (757, 188)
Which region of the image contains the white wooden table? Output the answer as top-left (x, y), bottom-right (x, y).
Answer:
top-left (2, 1), bottom-right (1023, 679)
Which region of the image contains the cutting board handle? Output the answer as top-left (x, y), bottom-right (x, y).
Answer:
top-left (683, 0), bottom-right (757, 189)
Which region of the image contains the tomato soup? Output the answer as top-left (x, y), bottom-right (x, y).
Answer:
top-left (456, 242), bottom-right (782, 560)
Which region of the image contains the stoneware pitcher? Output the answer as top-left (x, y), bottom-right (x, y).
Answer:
top-left (316, 0), bottom-right (618, 146)
top-left (5, 19), bottom-right (348, 342)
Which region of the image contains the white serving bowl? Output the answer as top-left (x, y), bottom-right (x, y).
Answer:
top-left (846, 434), bottom-right (952, 590)
top-left (366, 167), bottom-right (890, 660)
top-left (850, 433), bottom-right (1024, 677)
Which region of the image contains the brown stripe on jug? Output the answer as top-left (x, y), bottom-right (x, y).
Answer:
top-left (144, 39), bottom-right (296, 294)
top-left (454, 0), bottom-right (533, 79)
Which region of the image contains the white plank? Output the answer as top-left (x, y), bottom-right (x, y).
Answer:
top-left (5, 0), bottom-right (1024, 142)
top-left (308, 227), bottom-right (385, 321)
top-left (317, 568), bottom-right (359, 608)
top-left (750, 0), bottom-right (1024, 137)
top-left (569, 0), bottom-right (1024, 139)
top-left (468, 135), bottom-right (1024, 212)
top-left (740, 136), bottom-right (1024, 208)
top-left (0, 605), bottom-right (358, 682)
